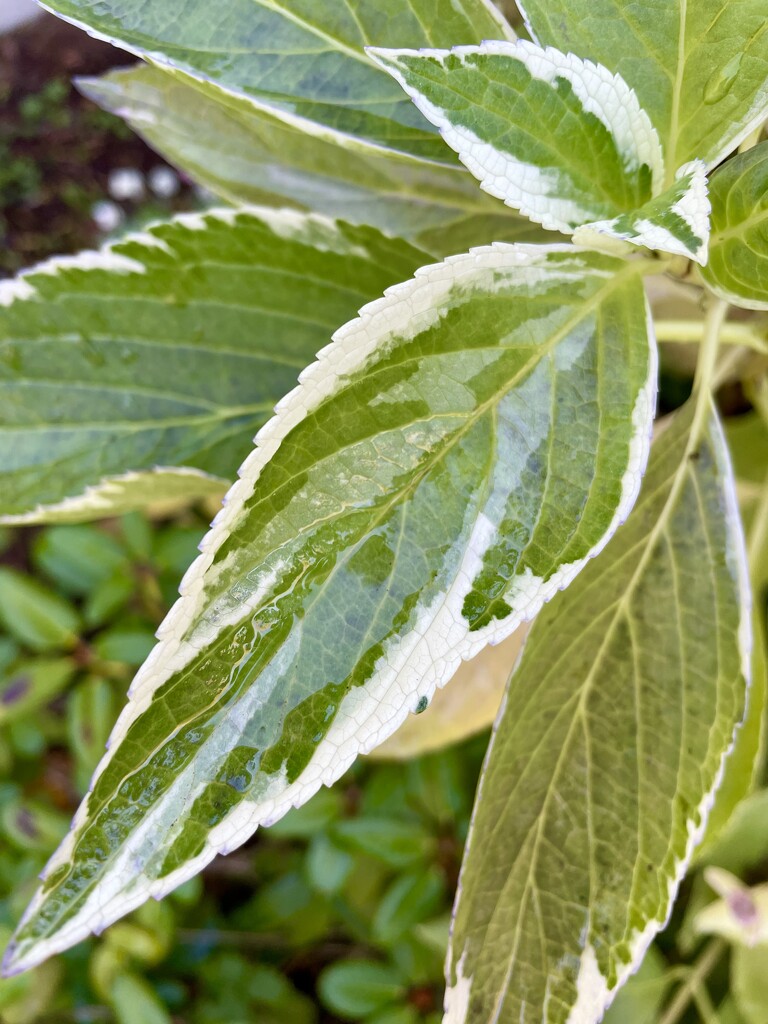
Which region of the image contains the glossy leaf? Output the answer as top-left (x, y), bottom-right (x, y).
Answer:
top-left (370, 41), bottom-right (664, 235)
top-left (701, 143), bottom-right (768, 311)
top-left (4, 244), bottom-right (655, 974)
top-left (0, 207), bottom-right (428, 523)
top-left (40, 0), bottom-right (513, 162)
top-left (80, 64), bottom-right (546, 259)
top-left (446, 398), bottom-right (750, 1024)
top-left (517, 0), bottom-right (768, 177)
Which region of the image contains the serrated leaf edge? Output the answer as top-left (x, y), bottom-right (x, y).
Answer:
top-left (4, 244), bottom-right (657, 975)
top-left (367, 40), bottom-right (665, 233)
top-left (444, 403), bottom-right (753, 1024)
top-left (37, 0), bottom-right (464, 168)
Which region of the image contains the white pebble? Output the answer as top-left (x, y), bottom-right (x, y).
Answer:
top-left (108, 167), bottom-right (145, 202)
top-left (91, 200), bottom-right (124, 233)
top-left (148, 166), bottom-right (181, 198)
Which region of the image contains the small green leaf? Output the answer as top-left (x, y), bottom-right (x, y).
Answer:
top-left (701, 143), bottom-right (768, 311)
top-left (446, 398), bottom-right (750, 1023)
top-left (67, 678), bottom-right (117, 795)
top-left (0, 569), bottom-right (80, 652)
top-left (4, 245), bottom-right (656, 973)
top-left (80, 64), bottom-right (546, 259)
top-left (83, 573), bottom-right (136, 630)
top-left (318, 960), bottom-right (406, 1020)
top-left (332, 819), bottom-right (434, 869)
top-left (373, 868), bottom-right (445, 943)
top-left (268, 788), bottom-right (342, 840)
top-left (32, 525), bottom-right (127, 595)
top-left (1, 801), bottom-right (69, 854)
top-left (110, 973), bottom-right (171, 1024)
top-left (517, 0), bottom-right (768, 174)
top-left (41, 0), bottom-right (513, 162)
top-left (370, 41), bottom-right (663, 235)
top-left (0, 208), bottom-right (429, 523)
top-left (0, 659), bottom-right (76, 725)
top-left (305, 834), bottom-right (354, 896)
top-left (93, 626), bottom-right (156, 666)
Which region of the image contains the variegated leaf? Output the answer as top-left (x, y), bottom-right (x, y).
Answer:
top-left (0, 208), bottom-right (428, 523)
top-left (368, 41), bottom-right (665, 236)
top-left (446, 397), bottom-right (750, 1024)
top-left (79, 64), bottom-right (549, 259)
top-left (4, 244), bottom-right (656, 974)
top-left (517, 0), bottom-right (768, 177)
top-left (40, 0), bottom-right (513, 162)
top-left (574, 161), bottom-right (710, 264)
top-left (701, 143), bottom-right (768, 311)
top-left (373, 629), bottom-right (526, 760)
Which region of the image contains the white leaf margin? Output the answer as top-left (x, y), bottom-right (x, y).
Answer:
top-left (0, 204), bottom-right (383, 525)
top-left (4, 243), bottom-right (657, 975)
top-left (367, 40), bottom-right (665, 233)
top-left (574, 160), bottom-right (711, 264)
top-left (37, 0), bottom-right (515, 167)
top-left (443, 403), bottom-right (753, 1024)
top-left (0, 467), bottom-right (228, 526)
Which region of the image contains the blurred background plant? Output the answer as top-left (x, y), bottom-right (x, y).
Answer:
top-left (0, 6), bottom-right (766, 1024)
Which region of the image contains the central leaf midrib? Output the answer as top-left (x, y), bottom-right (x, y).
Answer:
top-left (72, 261), bottom-right (644, 868)
top-left (240, 261), bottom-right (645, 545)
top-left (460, 415), bottom-right (704, 985)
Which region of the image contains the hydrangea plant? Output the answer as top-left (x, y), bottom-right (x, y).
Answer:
top-left (1, 2), bottom-right (767, 1022)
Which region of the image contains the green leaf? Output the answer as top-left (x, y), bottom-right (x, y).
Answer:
top-left (733, 945), bottom-right (768, 1024)
top-left (331, 819), bottom-right (435, 869)
top-left (446, 398), bottom-right (750, 1024)
top-left (67, 678), bottom-right (118, 795)
top-left (32, 525), bottom-right (128, 596)
top-left (0, 659), bottom-right (76, 725)
top-left (369, 41), bottom-right (664, 236)
top-left (517, 0), bottom-right (768, 176)
top-left (80, 64), bottom-right (546, 259)
top-left (93, 626), bottom-right (157, 666)
top-left (41, 0), bottom-right (513, 162)
top-left (701, 143), bottom-right (768, 311)
top-left (110, 973), bottom-right (171, 1024)
top-left (3, 244), bottom-right (655, 974)
top-left (0, 569), bottom-right (80, 652)
top-left (0, 207), bottom-right (429, 523)
top-left (372, 868), bottom-right (445, 943)
top-left (318, 960), bottom-right (405, 1020)
top-left (305, 834), bottom-right (354, 896)
top-left (700, 788), bottom-right (768, 878)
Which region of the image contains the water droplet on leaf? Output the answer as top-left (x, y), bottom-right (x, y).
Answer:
top-left (704, 53), bottom-right (743, 105)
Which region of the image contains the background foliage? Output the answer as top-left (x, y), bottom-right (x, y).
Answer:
top-left (0, 6), bottom-right (766, 1024)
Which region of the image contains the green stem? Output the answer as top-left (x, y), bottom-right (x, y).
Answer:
top-left (655, 318), bottom-right (768, 355)
top-left (748, 468), bottom-right (768, 569)
top-left (689, 298), bottom-right (728, 443)
top-left (658, 938), bottom-right (727, 1024)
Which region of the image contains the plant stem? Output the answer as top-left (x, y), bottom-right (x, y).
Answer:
top-left (748, 468), bottom-right (768, 568)
top-left (658, 938), bottom-right (727, 1024)
top-left (689, 298), bottom-right (728, 442)
top-left (654, 319), bottom-right (768, 355)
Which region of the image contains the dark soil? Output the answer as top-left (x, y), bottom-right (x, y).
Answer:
top-left (0, 12), bottom-right (194, 276)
